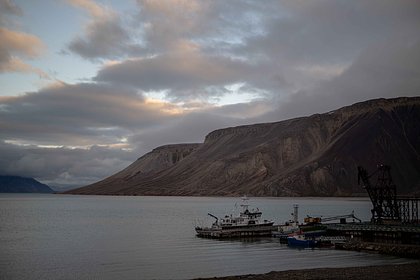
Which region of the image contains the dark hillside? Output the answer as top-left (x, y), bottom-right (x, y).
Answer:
top-left (66, 97), bottom-right (420, 196)
top-left (0, 176), bottom-right (54, 193)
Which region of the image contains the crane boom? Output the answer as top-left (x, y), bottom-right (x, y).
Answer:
top-left (207, 213), bottom-right (219, 221)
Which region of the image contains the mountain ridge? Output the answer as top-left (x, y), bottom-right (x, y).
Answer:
top-left (0, 175), bottom-right (54, 193)
top-left (66, 96), bottom-right (420, 196)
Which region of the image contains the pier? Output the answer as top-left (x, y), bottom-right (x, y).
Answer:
top-left (326, 223), bottom-right (420, 258)
top-left (326, 223), bottom-right (420, 245)
top-left (286, 164), bottom-right (420, 256)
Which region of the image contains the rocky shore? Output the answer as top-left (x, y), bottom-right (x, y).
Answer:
top-left (193, 262), bottom-right (420, 280)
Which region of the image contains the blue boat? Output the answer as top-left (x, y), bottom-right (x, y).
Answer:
top-left (287, 234), bottom-right (316, 247)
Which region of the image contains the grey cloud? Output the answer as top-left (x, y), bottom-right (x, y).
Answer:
top-left (0, 82), bottom-right (174, 146)
top-left (264, 35), bottom-right (420, 121)
top-left (242, 0), bottom-right (420, 64)
top-left (66, 0), bottom-right (144, 60)
top-left (0, 1), bottom-right (46, 75)
top-left (231, 0), bottom-right (420, 95)
top-left (0, 141), bottom-right (135, 190)
top-left (136, 0), bottom-right (273, 54)
top-left (68, 17), bottom-right (143, 60)
top-left (129, 110), bottom-right (245, 154)
top-left (95, 51), bottom-right (263, 101)
top-left (71, 0), bottom-right (420, 95)
top-left (130, 1), bottom-right (285, 98)
top-left (96, 1), bottom-right (420, 103)
top-left (0, 0), bottom-right (22, 23)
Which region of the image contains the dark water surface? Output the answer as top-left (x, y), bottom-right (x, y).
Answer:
top-left (0, 194), bottom-right (412, 279)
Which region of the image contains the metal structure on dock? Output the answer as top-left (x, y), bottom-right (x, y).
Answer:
top-left (358, 164), bottom-right (419, 224)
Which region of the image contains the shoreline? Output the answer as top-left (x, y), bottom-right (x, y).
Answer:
top-left (193, 262), bottom-right (420, 280)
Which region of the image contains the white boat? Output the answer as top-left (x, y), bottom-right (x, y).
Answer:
top-left (272, 204), bottom-right (300, 242)
top-left (195, 197), bottom-right (275, 238)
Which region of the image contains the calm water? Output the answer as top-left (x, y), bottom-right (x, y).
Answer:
top-left (0, 194), bottom-right (412, 280)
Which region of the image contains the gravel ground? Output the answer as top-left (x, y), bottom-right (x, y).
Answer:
top-left (193, 262), bottom-right (420, 280)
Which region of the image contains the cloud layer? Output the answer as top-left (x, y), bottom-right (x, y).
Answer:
top-left (67, 0), bottom-right (143, 60)
top-left (0, 25), bottom-right (47, 76)
top-left (0, 0), bottom-right (48, 77)
top-left (1, 0), bottom-right (419, 188)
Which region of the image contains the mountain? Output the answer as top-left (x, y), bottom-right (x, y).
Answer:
top-left (66, 97), bottom-right (420, 196)
top-left (0, 176), bottom-right (54, 193)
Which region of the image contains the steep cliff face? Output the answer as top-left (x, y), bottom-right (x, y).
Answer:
top-left (68, 143), bottom-right (201, 194)
top-left (66, 97), bottom-right (420, 196)
top-left (115, 143), bottom-right (201, 177)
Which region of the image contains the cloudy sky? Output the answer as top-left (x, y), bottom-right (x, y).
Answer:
top-left (1, 0), bottom-right (419, 190)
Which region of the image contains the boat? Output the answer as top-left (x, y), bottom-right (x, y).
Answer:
top-left (195, 197), bottom-right (275, 238)
top-left (273, 204), bottom-right (300, 242)
top-left (287, 233), bottom-right (317, 248)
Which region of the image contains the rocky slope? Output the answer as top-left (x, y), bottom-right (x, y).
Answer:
top-left (66, 97), bottom-right (420, 196)
top-left (0, 176), bottom-right (54, 193)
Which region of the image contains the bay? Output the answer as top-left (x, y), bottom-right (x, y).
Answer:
top-left (0, 194), bottom-right (411, 280)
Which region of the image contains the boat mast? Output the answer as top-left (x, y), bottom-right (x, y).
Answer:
top-left (240, 195), bottom-right (249, 212)
top-left (292, 204), bottom-right (299, 225)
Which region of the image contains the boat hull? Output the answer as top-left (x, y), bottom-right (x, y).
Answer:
top-left (287, 236), bottom-right (316, 247)
top-left (196, 223), bottom-right (276, 238)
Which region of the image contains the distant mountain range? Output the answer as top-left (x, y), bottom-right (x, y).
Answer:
top-left (0, 176), bottom-right (54, 193)
top-left (66, 97), bottom-right (420, 197)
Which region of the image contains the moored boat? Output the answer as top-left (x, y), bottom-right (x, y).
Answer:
top-left (287, 233), bottom-right (317, 248)
top-left (195, 197), bottom-right (275, 238)
top-left (273, 204), bottom-right (300, 242)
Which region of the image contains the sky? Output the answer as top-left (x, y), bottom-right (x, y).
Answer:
top-left (1, 0), bottom-right (419, 190)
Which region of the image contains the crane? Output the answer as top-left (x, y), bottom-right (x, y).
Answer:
top-left (357, 164), bottom-right (400, 223)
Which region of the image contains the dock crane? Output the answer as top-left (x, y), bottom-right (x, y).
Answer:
top-left (357, 164), bottom-right (400, 223)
